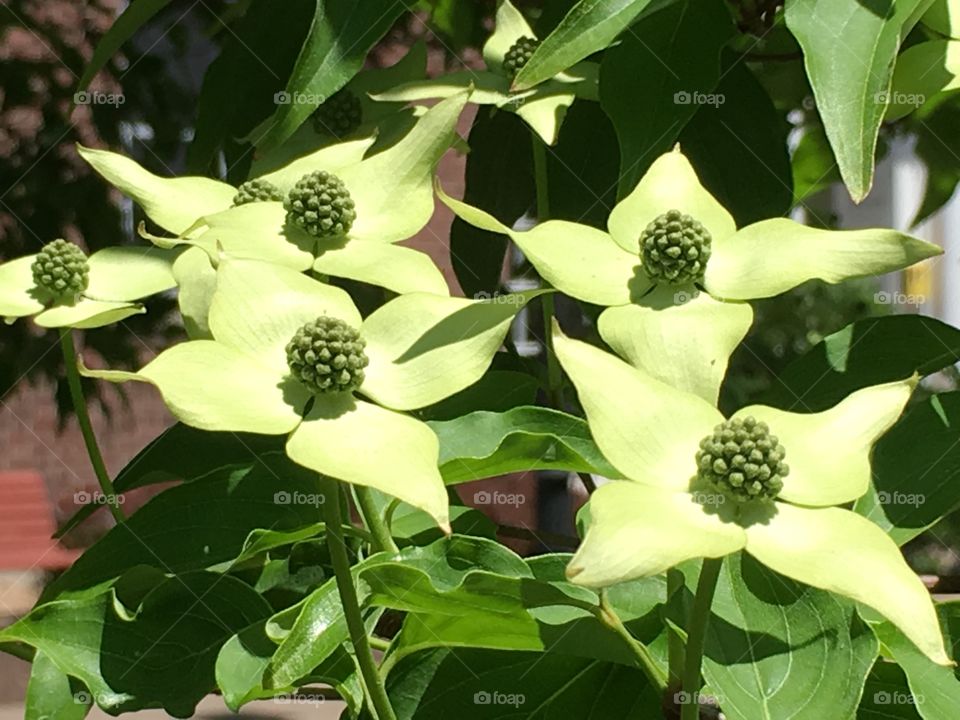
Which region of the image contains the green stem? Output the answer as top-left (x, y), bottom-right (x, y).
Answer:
top-left (666, 568), bottom-right (685, 686)
top-left (530, 133), bottom-right (563, 409)
top-left (369, 636), bottom-right (391, 652)
top-left (355, 486), bottom-right (399, 554)
top-left (321, 477), bottom-right (397, 720)
top-left (59, 329), bottom-right (124, 524)
top-left (680, 558), bottom-right (723, 720)
top-left (598, 592), bottom-right (668, 692)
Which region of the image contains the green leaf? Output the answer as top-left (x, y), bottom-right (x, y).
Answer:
top-left (391, 504), bottom-right (498, 546)
top-left (26, 650), bottom-right (89, 720)
top-left (860, 662), bottom-right (924, 718)
top-left (257, 0), bottom-right (406, 151)
top-left (791, 125), bottom-right (842, 205)
top-left (887, 40), bottom-right (960, 121)
top-left (0, 255), bottom-right (44, 320)
top-left (43, 454), bottom-right (322, 600)
top-left (77, 146), bottom-right (235, 235)
top-left (379, 647), bottom-right (662, 719)
top-left (428, 406), bottom-right (618, 484)
top-left (705, 218), bottom-right (941, 301)
top-left (512, 0), bottom-right (667, 90)
top-left (85, 246), bottom-right (178, 302)
top-left (360, 290), bottom-right (546, 411)
top-left (855, 392), bottom-right (960, 545)
top-left (923, 0), bottom-right (960, 37)
top-left (679, 57), bottom-right (793, 226)
top-left (701, 553), bottom-right (878, 720)
top-left (785, 0), bottom-right (927, 201)
top-left (449, 108), bottom-right (533, 299)
top-left (913, 100), bottom-right (960, 225)
top-left (314, 240), bottom-right (449, 296)
top-left (761, 315), bottom-right (960, 411)
top-left (75, 0), bottom-right (171, 98)
top-left (417, 369), bottom-right (540, 421)
top-left (171, 246), bottom-right (217, 338)
top-left (599, 0), bottom-right (734, 195)
top-left (2, 573), bottom-right (271, 716)
top-left (189, 0), bottom-right (316, 171)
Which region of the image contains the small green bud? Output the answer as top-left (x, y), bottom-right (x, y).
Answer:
top-left (312, 89), bottom-right (363, 138)
top-left (31, 239), bottom-right (89, 300)
top-left (640, 209), bottom-right (712, 285)
top-left (284, 170), bottom-right (357, 238)
top-left (233, 178), bottom-right (284, 206)
top-left (696, 416), bottom-right (788, 502)
top-left (286, 316), bottom-right (369, 395)
top-left (502, 36), bottom-right (540, 78)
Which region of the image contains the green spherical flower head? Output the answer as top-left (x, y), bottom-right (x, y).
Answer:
top-left (284, 170), bottom-right (357, 238)
top-left (640, 209), bottom-right (712, 284)
top-left (312, 89), bottom-right (363, 138)
top-left (502, 36), bottom-right (540, 78)
top-left (696, 416), bottom-right (789, 502)
top-left (233, 178), bottom-right (285, 206)
top-left (286, 316), bottom-right (369, 395)
top-left (31, 239), bottom-right (89, 300)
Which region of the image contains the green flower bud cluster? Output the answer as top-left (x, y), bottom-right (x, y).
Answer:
top-left (284, 170), bottom-right (357, 238)
top-left (286, 316), bottom-right (369, 395)
top-left (312, 89), bottom-right (363, 138)
top-left (233, 178), bottom-right (284, 206)
top-left (640, 209), bottom-right (712, 284)
top-left (31, 239), bottom-right (89, 300)
top-left (502, 36), bottom-right (539, 78)
top-left (696, 416), bottom-right (788, 502)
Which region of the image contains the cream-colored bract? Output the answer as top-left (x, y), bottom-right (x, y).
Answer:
top-left (553, 325), bottom-right (950, 667)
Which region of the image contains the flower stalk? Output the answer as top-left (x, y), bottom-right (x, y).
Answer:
top-left (680, 558), bottom-right (723, 720)
top-left (59, 328), bottom-right (124, 524)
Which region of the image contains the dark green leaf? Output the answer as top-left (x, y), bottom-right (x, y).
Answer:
top-left (428, 406), bottom-right (618, 484)
top-left (680, 56), bottom-right (793, 225)
top-left (913, 100), bottom-right (960, 226)
top-left (761, 315), bottom-right (960, 412)
top-left (785, 0), bottom-right (928, 201)
top-left (75, 0), bottom-right (171, 98)
top-left (25, 650), bottom-right (89, 720)
top-left (188, 0), bottom-right (316, 172)
top-left (701, 554), bottom-right (878, 720)
top-left (450, 108), bottom-right (533, 298)
top-left (44, 453), bottom-right (322, 600)
top-left (600, 0), bottom-right (734, 195)
top-left (417, 369), bottom-right (539, 421)
top-left (379, 647), bottom-right (662, 719)
top-left (256, 0), bottom-right (406, 151)
top-left (513, 0), bottom-right (673, 90)
top-left (855, 392), bottom-right (960, 544)
top-left (792, 125), bottom-right (842, 205)
top-left (859, 661), bottom-right (924, 719)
